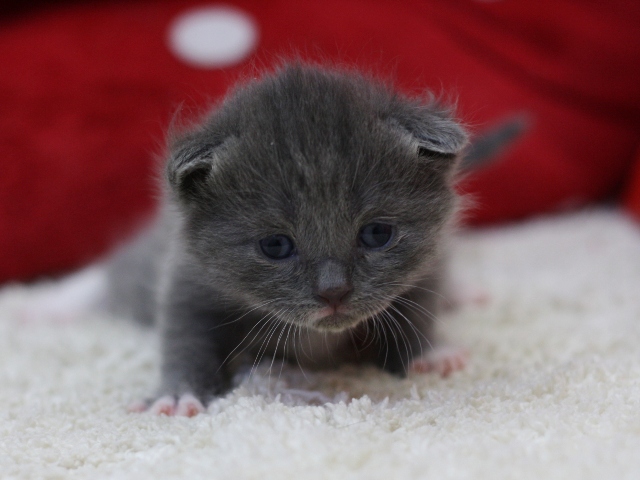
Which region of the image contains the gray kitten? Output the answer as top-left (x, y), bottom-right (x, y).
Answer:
top-left (108, 63), bottom-right (468, 415)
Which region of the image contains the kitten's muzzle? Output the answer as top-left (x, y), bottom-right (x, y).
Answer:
top-left (312, 285), bottom-right (355, 332)
top-left (314, 285), bottom-right (352, 310)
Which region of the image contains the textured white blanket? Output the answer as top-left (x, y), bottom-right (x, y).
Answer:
top-left (1, 209), bottom-right (639, 479)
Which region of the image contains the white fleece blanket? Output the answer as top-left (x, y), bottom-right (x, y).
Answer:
top-left (1, 209), bottom-right (639, 480)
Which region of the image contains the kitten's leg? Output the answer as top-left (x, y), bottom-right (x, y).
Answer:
top-left (137, 267), bottom-right (245, 416)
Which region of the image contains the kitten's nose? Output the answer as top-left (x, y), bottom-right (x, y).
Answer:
top-left (316, 285), bottom-right (353, 309)
top-left (315, 258), bottom-right (352, 309)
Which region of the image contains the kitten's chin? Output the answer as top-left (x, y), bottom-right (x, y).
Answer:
top-left (313, 313), bottom-right (361, 332)
top-left (310, 306), bottom-right (371, 332)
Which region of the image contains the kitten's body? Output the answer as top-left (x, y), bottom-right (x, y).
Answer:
top-left (107, 64), bottom-right (468, 414)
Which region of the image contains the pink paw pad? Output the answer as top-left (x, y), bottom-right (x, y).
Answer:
top-left (148, 395), bottom-right (177, 416)
top-left (128, 394), bottom-right (206, 417)
top-left (410, 346), bottom-right (469, 378)
top-left (175, 394), bottom-right (205, 417)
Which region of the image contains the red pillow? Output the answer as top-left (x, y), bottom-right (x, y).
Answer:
top-left (623, 147), bottom-right (640, 222)
top-left (1, 0), bottom-right (639, 282)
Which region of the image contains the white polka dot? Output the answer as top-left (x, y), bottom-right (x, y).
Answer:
top-left (168, 6), bottom-right (258, 69)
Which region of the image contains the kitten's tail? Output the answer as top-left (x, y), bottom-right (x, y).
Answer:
top-left (460, 113), bottom-right (530, 170)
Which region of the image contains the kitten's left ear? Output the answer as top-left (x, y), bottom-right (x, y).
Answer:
top-left (388, 101), bottom-right (468, 167)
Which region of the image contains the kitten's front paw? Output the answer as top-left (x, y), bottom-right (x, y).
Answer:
top-left (128, 393), bottom-right (206, 417)
top-left (410, 346), bottom-right (469, 378)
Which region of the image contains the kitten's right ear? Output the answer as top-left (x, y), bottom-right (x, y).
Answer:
top-left (166, 137), bottom-right (230, 201)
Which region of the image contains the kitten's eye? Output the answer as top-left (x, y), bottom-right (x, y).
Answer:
top-left (259, 235), bottom-right (296, 260)
top-left (358, 223), bottom-right (394, 250)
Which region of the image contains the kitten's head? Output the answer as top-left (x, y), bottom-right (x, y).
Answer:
top-left (166, 64), bottom-right (466, 332)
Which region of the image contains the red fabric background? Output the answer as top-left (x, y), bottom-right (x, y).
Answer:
top-left (623, 146), bottom-right (640, 222)
top-left (1, 0), bottom-right (639, 282)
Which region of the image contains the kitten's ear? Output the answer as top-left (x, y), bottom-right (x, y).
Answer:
top-left (389, 101), bottom-right (468, 168)
top-left (166, 137), bottom-right (230, 201)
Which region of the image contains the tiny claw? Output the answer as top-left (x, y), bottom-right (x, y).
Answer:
top-left (175, 394), bottom-right (205, 417)
top-left (132, 394), bottom-right (206, 416)
top-left (410, 346), bottom-right (469, 378)
top-left (149, 395), bottom-right (177, 416)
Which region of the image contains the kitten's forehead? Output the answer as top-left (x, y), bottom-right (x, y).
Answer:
top-left (232, 127), bottom-right (409, 222)
top-left (194, 65), bottom-right (456, 244)
top-left (233, 74), bottom-right (411, 185)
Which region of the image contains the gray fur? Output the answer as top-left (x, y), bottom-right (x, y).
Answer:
top-left (106, 63), bottom-right (467, 404)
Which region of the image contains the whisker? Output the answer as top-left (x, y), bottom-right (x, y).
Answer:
top-left (250, 310), bottom-right (284, 378)
top-left (390, 309), bottom-right (415, 363)
top-left (293, 323), bottom-right (313, 363)
top-left (268, 309), bottom-right (291, 376)
top-left (387, 302), bottom-right (433, 354)
top-left (292, 324), bottom-right (311, 382)
top-left (302, 325), bottom-right (314, 362)
top-left (381, 282), bottom-right (449, 303)
top-left (210, 298), bottom-right (280, 330)
top-left (385, 304), bottom-right (421, 361)
top-left (266, 324), bottom-right (288, 391)
top-left (278, 321), bottom-right (295, 381)
top-left (392, 295), bottom-right (446, 328)
top-left (357, 319), bottom-right (378, 352)
top-left (372, 312), bottom-right (390, 370)
top-left (380, 310), bottom-right (408, 372)
top-left (217, 310), bottom-right (276, 372)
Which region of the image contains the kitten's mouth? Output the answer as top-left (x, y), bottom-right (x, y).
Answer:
top-left (311, 306), bottom-right (364, 332)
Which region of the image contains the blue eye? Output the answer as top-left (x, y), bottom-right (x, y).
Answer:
top-left (259, 235), bottom-right (296, 260)
top-left (359, 223), bottom-right (394, 249)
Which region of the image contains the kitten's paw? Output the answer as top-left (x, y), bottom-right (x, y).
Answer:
top-left (175, 394), bottom-right (206, 417)
top-left (410, 346), bottom-right (468, 378)
top-left (128, 394), bottom-right (206, 417)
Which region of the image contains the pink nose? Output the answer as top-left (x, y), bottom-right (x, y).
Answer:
top-left (315, 285), bottom-right (352, 309)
